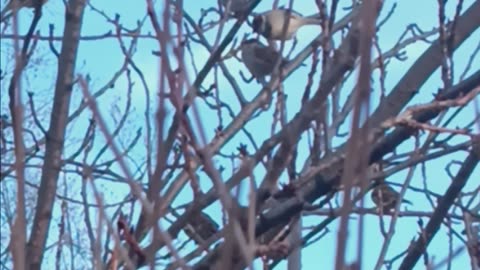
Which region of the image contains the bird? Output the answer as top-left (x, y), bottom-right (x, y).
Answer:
top-left (221, 0), bottom-right (254, 16)
top-left (371, 182), bottom-right (412, 213)
top-left (252, 9), bottom-right (321, 40)
top-left (1, 0), bottom-right (47, 22)
top-left (183, 210), bottom-right (220, 244)
top-left (240, 39), bottom-right (287, 81)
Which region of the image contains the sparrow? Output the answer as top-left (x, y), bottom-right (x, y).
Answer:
top-left (183, 210), bottom-right (219, 244)
top-left (1, 0), bottom-right (47, 21)
top-left (371, 182), bottom-right (412, 213)
top-left (252, 9), bottom-right (321, 40)
top-left (221, 0), bottom-right (254, 16)
top-left (240, 39), bottom-right (286, 81)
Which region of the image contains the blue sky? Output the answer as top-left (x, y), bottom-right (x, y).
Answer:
top-left (1, 0), bottom-right (479, 269)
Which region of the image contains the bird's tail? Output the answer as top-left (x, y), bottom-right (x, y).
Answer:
top-left (301, 17), bottom-right (322, 26)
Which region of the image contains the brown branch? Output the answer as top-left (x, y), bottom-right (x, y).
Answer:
top-left (383, 86), bottom-right (480, 126)
top-left (393, 119), bottom-right (475, 138)
top-left (26, 1), bottom-right (88, 268)
top-left (370, 69), bottom-right (480, 162)
top-left (116, 216), bottom-right (146, 266)
top-left (7, 1), bottom-right (45, 268)
top-left (250, 68), bottom-right (480, 270)
top-left (336, 1), bottom-right (380, 268)
top-left (366, 0), bottom-right (480, 130)
top-left (55, 201), bottom-right (67, 270)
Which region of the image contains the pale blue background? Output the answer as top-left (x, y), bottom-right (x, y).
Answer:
top-left (0, 0), bottom-right (479, 269)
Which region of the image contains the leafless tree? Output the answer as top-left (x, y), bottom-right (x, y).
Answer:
top-left (0, 0), bottom-right (479, 270)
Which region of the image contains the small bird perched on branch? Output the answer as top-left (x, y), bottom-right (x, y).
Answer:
top-left (221, 0), bottom-right (254, 16)
top-left (183, 210), bottom-right (220, 244)
top-left (1, 0), bottom-right (47, 22)
top-left (240, 39), bottom-right (287, 82)
top-left (252, 9), bottom-right (321, 40)
top-left (371, 181), bottom-right (412, 213)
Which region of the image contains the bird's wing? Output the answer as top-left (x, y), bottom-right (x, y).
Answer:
top-left (276, 7), bottom-right (303, 17)
top-left (375, 185), bottom-right (397, 204)
top-left (253, 46), bottom-right (282, 66)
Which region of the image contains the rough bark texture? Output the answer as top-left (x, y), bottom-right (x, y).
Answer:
top-left (26, 1), bottom-right (87, 269)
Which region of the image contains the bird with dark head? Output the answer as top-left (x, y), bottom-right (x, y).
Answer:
top-left (371, 181), bottom-right (412, 213)
top-left (252, 9), bottom-right (321, 40)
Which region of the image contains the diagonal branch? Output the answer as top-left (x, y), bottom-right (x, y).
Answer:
top-left (26, 1), bottom-right (88, 269)
top-left (398, 140), bottom-right (480, 270)
top-left (366, 0), bottom-right (480, 129)
top-left (240, 70), bottom-right (479, 269)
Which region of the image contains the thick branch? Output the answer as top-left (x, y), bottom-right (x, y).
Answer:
top-left (268, 70), bottom-right (480, 237)
top-left (367, 0), bottom-right (480, 129)
top-left (370, 69), bottom-right (480, 162)
top-left (227, 70), bottom-right (479, 269)
top-left (26, 1), bottom-right (87, 269)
